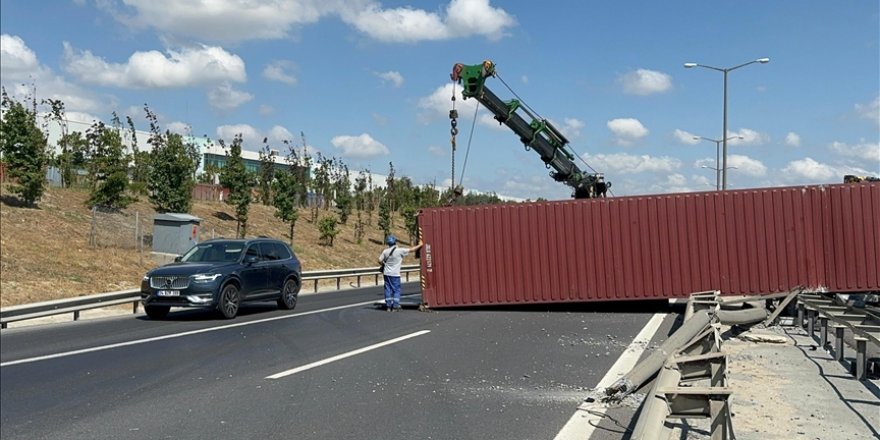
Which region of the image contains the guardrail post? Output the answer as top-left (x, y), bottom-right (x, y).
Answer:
top-left (132, 301), bottom-right (139, 314)
top-left (314, 279), bottom-right (319, 293)
top-left (709, 398), bottom-right (729, 440)
top-left (856, 338), bottom-right (868, 380)
top-left (797, 302), bottom-right (805, 328)
top-left (336, 278), bottom-right (341, 290)
top-left (356, 276), bottom-right (361, 287)
top-left (73, 310), bottom-right (80, 321)
top-left (375, 274), bottom-right (379, 285)
top-left (806, 309), bottom-right (815, 337)
top-left (835, 326), bottom-right (846, 362)
top-left (819, 317), bottom-right (828, 348)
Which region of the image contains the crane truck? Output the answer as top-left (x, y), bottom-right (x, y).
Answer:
top-left (450, 60), bottom-right (610, 199)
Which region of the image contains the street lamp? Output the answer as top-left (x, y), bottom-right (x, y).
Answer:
top-left (692, 135), bottom-right (744, 190)
top-left (684, 57), bottom-right (769, 190)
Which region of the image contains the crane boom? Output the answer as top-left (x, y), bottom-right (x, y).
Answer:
top-left (451, 60), bottom-right (609, 199)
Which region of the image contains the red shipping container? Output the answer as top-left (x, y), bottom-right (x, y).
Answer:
top-left (418, 183), bottom-right (880, 308)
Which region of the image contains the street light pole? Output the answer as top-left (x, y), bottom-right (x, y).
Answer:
top-left (684, 58), bottom-right (770, 190)
top-left (693, 135), bottom-right (744, 190)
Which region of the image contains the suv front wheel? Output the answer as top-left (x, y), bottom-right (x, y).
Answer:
top-left (277, 278), bottom-right (300, 310)
top-left (218, 284), bottom-right (240, 319)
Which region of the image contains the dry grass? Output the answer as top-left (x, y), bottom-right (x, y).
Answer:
top-left (0, 185), bottom-right (413, 307)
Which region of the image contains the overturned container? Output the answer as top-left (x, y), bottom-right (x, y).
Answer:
top-left (418, 183), bottom-right (880, 308)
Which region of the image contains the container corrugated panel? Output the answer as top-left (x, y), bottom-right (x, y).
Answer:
top-left (418, 183), bottom-right (880, 308)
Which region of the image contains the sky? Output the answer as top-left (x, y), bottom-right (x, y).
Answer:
top-left (1, 0), bottom-right (878, 200)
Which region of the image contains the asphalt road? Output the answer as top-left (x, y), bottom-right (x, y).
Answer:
top-left (1, 284), bottom-right (671, 440)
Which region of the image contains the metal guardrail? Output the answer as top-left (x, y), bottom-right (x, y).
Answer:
top-left (798, 293), bottom-right (880, 380)
top-left (0, 264), bottom-right (421, 328)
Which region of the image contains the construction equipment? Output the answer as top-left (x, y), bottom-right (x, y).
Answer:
top-left (844, 174), bottom-right (879, 183)
top-left (450, 60), bottom-right (610, 199)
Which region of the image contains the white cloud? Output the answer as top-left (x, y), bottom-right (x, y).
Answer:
top-left (100, 0), bottom-right (333, 43)
top-left (618, 69), bottom-right (672, 95)
top-left (0, 34), bottom-right (104, 114)
top-left (830, 140), bottom-right (880, 162)
top-left (263, 62), bottom-right (297, 86)
top-left (103, 0), bottom-right (515, 44)
top-left (855, 96), bottom-right (879, 126)
top-left (781, 157), bottom-right (837, 181)
top-left (785, 132), bottom-right (801, 147)
top-left (582, 152), bottom-right (681, 173)
top-left (560, 118), bottom-right (584, 139)
top-left (62, 43), bottom-right (246, 88)
top-left (331, 133), bottom-right (390, 158)
top-left (1, 34), bottom-right (39, 76)
top-left (376, 70), bottom-right (404, 87)
top-left (726, 154), bottom-right (768, 177)
top-left (208, 82), bottom-right (253, 110)
top-left (726, 128), bottom-right (769, 146)
top-left (344, 0), bottom-right (516, 43)
top-left (418, 83), bottom-right (480, 124)
top-left (673, 129), bottom-right (700, 145)
top-left (167, 121), bottom-right (191, 135)
top-left (607, 118), bottom-right (648, 146)
top-left (268, 126), bottom-right (295, 144)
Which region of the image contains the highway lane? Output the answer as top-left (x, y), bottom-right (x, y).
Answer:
top-left (1, 284), bottom-right (668, 440)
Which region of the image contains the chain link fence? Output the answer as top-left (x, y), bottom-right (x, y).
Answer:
top-left (88, 207), bottom-right (151, 254)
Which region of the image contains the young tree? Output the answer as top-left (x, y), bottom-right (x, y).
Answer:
top-left (272, 143), bottom-right (303, 245)
top-left (44, 99), bottom-right (73, 188)
top-left (0, 89), bottom-right (49, 206)
top-left (333, 161), bottom-right (352, 224)
top-left (145, 106), bottom-right (198, 213)
top-left (59, 131), bottom-right (88, 187)
top-left (257, 141), bottom-right (277, 206)
top-left (377, 191), bottom-right (391, 241)
top-left (84, 114), bottom-right (131, 209)
top-left (219, 134), bottom-right (254, 238)
top-left (401, 205), bottom-right (419, 245)
top-left (318, 215), bottom-right (340, 246)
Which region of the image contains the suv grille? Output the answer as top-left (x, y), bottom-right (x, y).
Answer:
top-left (150, 276), bottom-right (191, 289)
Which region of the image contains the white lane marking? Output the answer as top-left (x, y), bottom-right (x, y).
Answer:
top-left (0, 300), bottom-right (381, 368)
top-left (553, 313), bottom-right (667, 440)
top-left (265, 330), bottom-right (431, 380)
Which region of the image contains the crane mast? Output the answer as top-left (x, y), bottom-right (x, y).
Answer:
top-left (451, 60), bottom-right (609, 199)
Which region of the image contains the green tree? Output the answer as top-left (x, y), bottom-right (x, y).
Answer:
top-left (318, 215), bottom-right (340, 246)
top-left (44, 98), bottom-right (73, 188)
top-left (272, 143), bottom-right (303, 245)
top-left (333, 161), bottom-right (352, 224)
top-left (257, 141), bottom-right (277, 205)
top-left (145, 107), bottom-right (198, 213)
top-left (402, 205), bottom-right (419, 244)
top-left (0, 89), bottom-right (49, 206)
top-left (377, 192), bottom-right (391, 241)
top-left (219, 134), bottom-right (253, 238)
top-left (59, 131), bottom-right (89, 187)
top-left (84, 114), bottom-right (133, 209)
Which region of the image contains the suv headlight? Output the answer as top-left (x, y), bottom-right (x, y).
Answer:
top-left (142, 275), bottom-right (150, 282)
top-left (192, 273), bottom-right (222, 283)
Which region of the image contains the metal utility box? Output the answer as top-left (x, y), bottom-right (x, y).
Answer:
top-left (418, 182), bottom-right (880, 309)
top-left (152, 213), bottom-right (202, 255)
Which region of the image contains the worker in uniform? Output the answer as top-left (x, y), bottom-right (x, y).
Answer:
top-left (379, 235), bottom-right (424, 311)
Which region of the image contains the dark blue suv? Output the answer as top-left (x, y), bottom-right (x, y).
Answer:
top-left (141, 238), bottom-right (302, 319)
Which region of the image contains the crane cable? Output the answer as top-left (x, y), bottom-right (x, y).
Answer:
top-left (449, 81), bottom-right (459, 193)
top-left (457, 101), bottom-right (480, 189)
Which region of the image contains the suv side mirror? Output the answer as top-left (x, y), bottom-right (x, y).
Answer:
top-left (173, 256), bottom-right (182, 262)
top-left (245, 255), bottom-right (259, 265)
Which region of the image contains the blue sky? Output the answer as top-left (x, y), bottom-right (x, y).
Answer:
top-left (1, 0), bottom-right (878, 200)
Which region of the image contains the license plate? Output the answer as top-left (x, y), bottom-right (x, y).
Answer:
top-left (157, 290), bottom-right (180, 297)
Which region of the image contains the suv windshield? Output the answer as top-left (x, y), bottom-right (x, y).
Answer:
top-left (180, 242), bottom-right (244, 263)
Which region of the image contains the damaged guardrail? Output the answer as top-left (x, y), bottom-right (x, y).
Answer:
top-left (798, 292), bottom-right (880, 380)
top-left (606, 288), bottom-right (790, 440)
